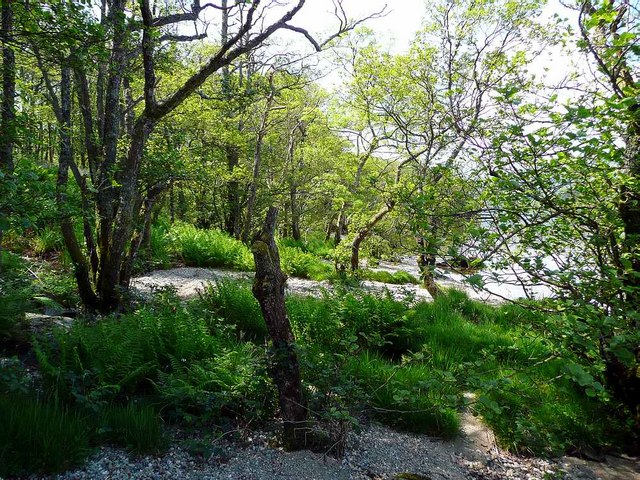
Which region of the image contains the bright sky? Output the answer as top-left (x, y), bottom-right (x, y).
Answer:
top-left (196, 0), bottom-right (584, 93)
top-left (291, 0), bottom-right (426, 53)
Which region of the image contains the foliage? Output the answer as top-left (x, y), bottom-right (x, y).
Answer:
top-left (0, 253), bottom-right (33, 342)
top-left (167, 223), bottom-right (254, 271)
top-left (33, 292), bottom-right (272, 426)
top-left (197, 280), bottom-right (268, 341)
top-left (95, 403), bottom-right (166, 454)
top-left (278, 242), bottom-right (334, 280)
top-left (0, 393), bottom-right (92, 476)
top-left (359, 269), bottom-right (419, 285)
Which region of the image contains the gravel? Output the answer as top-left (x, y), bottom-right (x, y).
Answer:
top-left (24, 420), bottom-right (638, 480)
top-left (131, 267), bottom-right (433, 302)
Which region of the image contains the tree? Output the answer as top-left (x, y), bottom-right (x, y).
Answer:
top-left (340, 0), bottom-right (542, 288)
top-left (251, 206), bottom-right (307, 450)
top-left (475, 0), bottom-right (639, 428)
top-left (24, 0), bottom-right (375, 313)
top-left (0, 0), bottom-right (15, 271)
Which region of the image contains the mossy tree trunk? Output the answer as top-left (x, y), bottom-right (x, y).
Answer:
top-left (251, 206), bottom-right (308, 449)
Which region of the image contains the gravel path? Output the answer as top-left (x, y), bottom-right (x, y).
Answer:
top-left (28, 418), bottom-right (638, 480)
top-left (131, 267), bottom-right (433, 302)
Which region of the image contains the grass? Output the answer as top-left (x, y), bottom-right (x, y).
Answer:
top-left (197, 280), bottom-right (268, 341)
top-left (165, 223), bottom-right (334, 280)
top-left (95, 403), bottom-right (166, 454)
top-left (167, 223), bottom-right (254, 271)
top-left (344, 352), bottom-right (461, 437)
top-left (0, 252), bottom-right (35, 344)
top-left (359, 269), bottom-right (419, 285)
top-left (0, 393), bottom-right (92, 476)
top-left (4, 248), bottom-right (633, 473)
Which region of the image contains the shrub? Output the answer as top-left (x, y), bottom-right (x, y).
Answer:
top-left (287, 290), bottom-right (426, 358)
top-left (360, 269), bottom-right (419, 285)
top-left (279, 236), bottom-right (335, 259)
top-left (35, 269), bottom-right (80, 308)
top-left (33, 297), bottom-right (225, 405)
top-left (279, 244), bottom-right (334, 280)
top-left (0, 252), bottom-right (34, 344)
top-left (0, 393), bottom-right (91, 476)
top-left (156, 345), bottom-right (274, 424)
top-left (32, 226), bottom-right (64, 255)
top-left (476, 370), bottom-right (630, 456)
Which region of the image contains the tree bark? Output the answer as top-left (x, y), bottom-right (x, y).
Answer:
top-left (1, 0), bottom-right (15, 174)
top-left (0, 0), bottom-right (15, 273)
top-left (225, 144), bottom-right (242, 238)
top-left (251, 207), bottom-right (308, 450)
top-left (56, 66), bottom-right (99, 310)
top-left (417, 237), bottom-right (441, 299)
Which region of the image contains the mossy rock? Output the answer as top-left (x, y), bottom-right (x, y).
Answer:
top-left (393, 474), bottom-right (432, 480)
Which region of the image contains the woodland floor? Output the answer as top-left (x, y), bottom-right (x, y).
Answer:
top-left (117, 264), bottom-right (640, 480)
top-left (33, 389), bottom-right (639, 480)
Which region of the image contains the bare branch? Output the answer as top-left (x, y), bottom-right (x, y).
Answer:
top-left (159, 32), bottom-right (208, 42)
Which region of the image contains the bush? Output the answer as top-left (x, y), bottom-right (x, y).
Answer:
top-left (344, 352), bottom-right (460, 438)
top-left (476, 370), bottom-right (630, 456)
top-left (156, 346), bottom-right (274, 424)
top-left (34, 296), bottom-right (225, 405)
top-left (279, 236), bottom-right (335, 259)
top-left (0, 252), bottom-right (34, 344)
top-left (0, 393), bottom-right (91, 476)
top-left (279, 243), bottom-right (334, 280)
top-left (288, 290), bottom-right (425, 358)
top-left (32, 226), bottom-right (64, 255)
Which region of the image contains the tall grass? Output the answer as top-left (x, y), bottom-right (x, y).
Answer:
top-left (95, 403), bottom-right (166, 454)
top-left (165, 223), bottom-right (334, 280)
top-left (0, 252), bottom-right (34, 343)
top-left (344, 352), bottom-right (461, 438)
top-left (167, 223), bottom-right (254, 270)
top-left (0, 393), bottom-right (91, 476)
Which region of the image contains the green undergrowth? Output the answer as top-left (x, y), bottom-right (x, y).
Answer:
top-left (33, 292), bottom-right (273, 425)
top-left (0, 393), bottom-right (91, 476)
top-left (0, 251), bottom-right (79, 348)
top-left (7, 281), bottom-right (632, 475)
top-left (359, 269), bottom-right (419, 285)
top-left (163, 223), bottom-right (333, 280)
top-left (195, 282), bottom-right (633, 454)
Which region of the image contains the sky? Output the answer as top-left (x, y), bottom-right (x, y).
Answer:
top-left (193, 0), bottom-right (584, 93)
top-left (291, 0), bottom-right (427, 53)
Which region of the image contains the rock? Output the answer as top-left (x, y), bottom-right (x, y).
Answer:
top-left (24, 312), bottom-right (74, 336)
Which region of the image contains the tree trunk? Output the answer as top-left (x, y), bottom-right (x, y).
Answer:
top-left (607, 107), bottom-right (640, 425)
top-left (417, 237), bottom-right (441, 299)
top-left (56, 66), bottom-right (99, 310)
top-left (290, 185), bottom-right (301, 241)
top-left (225, 145), bottom-right (241, 238)
top-left (251, 207), bottom-right (308, 450)
top-left (0, 0), bottom-right (15, 273)
top-left (350, 202), bottom-right (394, 271)
top-left (334, 203), bottom-right (348, 245)
top-left (1, 0), bottom-right (15, 174)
